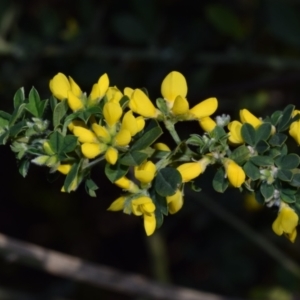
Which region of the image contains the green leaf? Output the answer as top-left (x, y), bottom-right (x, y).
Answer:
top-left (255, 123), bottom-right (272, 143)
top-left (9, 120), bottom-right (26, 136)
top-left (0, 131), bottom-right (9, 145)
top-left (61, 135), bottom-right (78, 154)
top-left (280, 189), bottom-right (296, 204)
top-left (156, 98), bottom-right (169, 116)
top-left (155, 210), bottom-right (164, 229)
top-left (278, 104), bottom-right (294, 132)
top-left (243, 161), bottom-right (261, 180)
top-left (205, 4), bottom-right (245, 40)
top-left (64, 162), bottom-right (80, 193)
top-left (241, 123), bottom-right (256, 146)
top-left (260, 182), bottom-right (274, 201)
top-left (131, 119), bottom-right (163, 151)
top-left (268, 133), bottom-right (287, 147)
top-left (212, 168), bottom-right (228, 193)
top-left (268, 148), bottom-right (282, 158)
top-left (0, 111), bottom-right (11, 121)
top-left (150, 189), bottom-right (168, 216)
top-left (105, 161), bottom-right (129, 183)
top-left (186, 134), bottom-right (204, 147)
top-left (290, 172), bottom-right (300, 187)
top-left (13, 87), bottom-right (25, 109)
top-left (254, 190), bottom-right (265, 205)
top-left (9, 103), bottom-right (26, 126)
top-left (229, 145), bottom-right (250, 165)
top-left (277, 169), bottom-right (293, 182)
top-left (49, 131), bottom-right (64, 153)
top-left (18, 159), bottom-right (30, 178)
top-left (210, 125), bottom-right (227, 140)
top-left (250, 156), bottom-right (274, 166)
top-left (0, 116), bottom-right (9, 128)
top-left (255, 140), bottom-right (269, 154)
top-left (85, 178), bottom-right (98, 197)
top-left (279, 154), bottom-right (300, 169)
top-left (154, 167), bottom-right (182, 197)
top-left (26, 87), bottom-right (48, 117)
top-left (53, 100), bottom-right (68, 128)
top-left (119, 151), bottom-right (148, 166)
top-left (49, 95), bottom-right (57, 111)
top-left (270, 110), bottom-right (282, 126)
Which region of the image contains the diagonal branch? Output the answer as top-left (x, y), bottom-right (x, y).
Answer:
top-left (0, 233), bottom-right (243, 300)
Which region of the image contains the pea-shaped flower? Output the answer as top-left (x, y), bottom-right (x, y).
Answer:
top-left (134, 160), bottom-right (156, 184)
top-left (240, 109), bottom-right (262, 128)
top-left (272, 204), bottom-right (298, 243)
top-left (177, 157), bottom-right (211, 182)
top-left (289, 110), bottom-right (300, 145)
top-left (224, 159), bottom-right (245, 188)
top-left (88, 73), bottom-right (109, 105)
top-left (227, 120), bottom-right (244, 144)
top-left (166, 189), bottom-right (184, 214)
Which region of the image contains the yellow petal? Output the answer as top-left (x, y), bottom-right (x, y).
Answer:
top-left (98, 73), bottom-right (109, 99)
top-left (177, 162), bottom-right (203, 183)
top-left (134, 161), bottom-right (156, 183)
top-left (132, 196), bottom-right (153, 206)
top-left (129, 89), bottom-right (159, 118)
top-left (57, 164), bottom-right (72, 175)
top-left (68, 76), bottom-right (82, 97)
top-left (172, 95), bottom-right (189, 115)
top-left (106, 87), bottom-right (123, 103)
top-left (280, 207), bottom-right (299, 234)
top-left (144, 213), bottom-right (156, 236)
top-left (124, 87), bottom-right (134, 98)
top-left (122, 110), bottom-right (138, 136)
top-left (73, 127), bottom-right (97, 143)
top-left (67, 90), bottom-right (84, 112)
top-left (136, 116), bottom-right (145, 132)
top-left (188, 97), bottom-right (218, 119)
top-left (68, 120), bottom-right (87, 132)
top-left (240, 109), bottom-right (262, 128)
top-left (81, 143), bottom-right (106, 158)
top-left (287, 229), bottom-right (297, 243)
top-left (92, 123), bottom-right (111, 143)
top-left (199, 116), bottom-right (217, 132)
top-left (114, 129), bottom-right (131, 146)
top-left (107, 196), bottom-right (125, 211)
top-left (49, 73), bottom-right (70, 100)
top-left (153, 143), bottom-right (171, 151)
top-left (89, 83), bottom-right (101, 103)
top-left (228, 121), bottom-right (244, 144)
top-left (105, 147), bottom-right (118, 165)
top-left (143, 202), bottom-right (156, 213)
top-left (161, 71), bottom-right (187, 102)
top-left (167, 189), bottom-right (183, 214)
top-left (224, 159), bottom-right (245, 188)
top-left (289, 121), bottom-right (300, 145)
top-left (114, 176), bottom-right (132, 189)
top-left (103, 102), bottom-right (122, 127)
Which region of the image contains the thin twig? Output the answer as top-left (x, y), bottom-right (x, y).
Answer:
top-left (0, 233), bottom-right (243, 300)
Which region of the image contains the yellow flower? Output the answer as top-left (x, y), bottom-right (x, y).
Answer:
top-left (106, 87), bottom-right (123, 103)
top-left (224, 159), bottom-right (245, 188)
top-left (67, 90), bottom-right (84, 112)
top-left (289, 110), bottom-right (300, 144)
top-left (134, 160), bottom-right (156, 183)
top-left (177, 157), bottom-right (210, 182)
top-left (103, 102), bottom-right (123, 127)
top-left (121, 110), bottom-right (145, 136)
top-left (57, 164), bottom-right (72, 175)
top-left (105, 147), bottom-right (118, 165)
top-left (188, 97), bottom-right (218, 120)
top-left (114, 129), bottom-right (131, 146)
top-left (69, 76), bottom-right (82, 97)
top-left (199, 116), bottom-right (217, 132)
top-left (131, 196), bottom-right (156, 236)
top-left (88, 73), bottom-right (109, 105)
top-left (161, 71), bottom-right (188, 103)
top-left (68, 120), bottom-right (87, 132)
top-left (166, 189), bottom-right (183, 214)
top-left (272, 204), bottom-right (298, 243)
top-left (81, 142), bottom-right (107, 159)
top-left (129, 89), bottom-right (160, 118)
top-left (227, 120), bottom-right (244, 144)
top-left (49, 73), bottom-right (70, 100)
top-left (172, 95), bottom-right (189, 115)
top-left (240, 109), bottom-right (262, 128)
top-left (73, 126), bottom-right (97, 143)
top-left (124, 87), bottom-right (134, 98)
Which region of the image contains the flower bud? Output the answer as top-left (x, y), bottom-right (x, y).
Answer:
top-left (166, 189), bottom-right (183, 214)
top-left (103, 102), bottom-right (122, 127)
top-left (240, 109), bottom-right (262, 128)
top-left (73, 127), bottom-right (97, 143)
top-left (107, 196), bottom-right (126, 211)
top-left (289, 120), bottom-right (300, 145)
top-left (105, 147), bottom-right (118, 165)
top-left (224, 159), bottom-right (245, 188)
top-left (153, 143), bottom-right (171, 151)
top-left (177, 158), bottom-right (210, 182)
top-left (81, 143), bottom-right (107, 159)
top-left (57, 164), bottom-right (72, 175)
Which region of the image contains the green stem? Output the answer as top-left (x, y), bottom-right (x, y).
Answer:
top-left (83, 155), bottom-right (105, 170)
top-left (164, 120), bottom-right (181, 145)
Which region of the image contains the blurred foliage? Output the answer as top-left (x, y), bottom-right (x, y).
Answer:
top-left (1, 0), bottom-right (300, 299)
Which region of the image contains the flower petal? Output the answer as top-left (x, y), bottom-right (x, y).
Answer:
top-left (161, 71), bottom-right (187, 102)
top-left (143, 213), bottom-right (156, 236)
top-left (188, 97), bottom-right (218, 119)
top-left (50, 73), bottom-right (70, 100)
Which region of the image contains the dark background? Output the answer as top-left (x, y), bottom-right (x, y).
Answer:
top-left (0, 0), bottom-right (300, 299)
